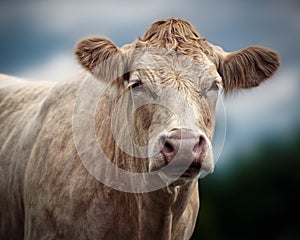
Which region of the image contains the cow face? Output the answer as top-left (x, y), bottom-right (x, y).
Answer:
top-left (125, 48), bottom-right (220, 178)
top-left (75, 19), bottom-right (279, 182)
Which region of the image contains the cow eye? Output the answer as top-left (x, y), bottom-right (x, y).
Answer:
top-left (203, 81), bottom-right (223, 99)
top-left (209, 81), bottom-right (220, 91)
top-left (128, 80), bottom-right (143, 90)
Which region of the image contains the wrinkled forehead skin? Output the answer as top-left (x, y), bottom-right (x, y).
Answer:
top-left (127, 48), bottom-right (221, 93)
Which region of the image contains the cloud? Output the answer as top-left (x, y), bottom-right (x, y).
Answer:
top-left (18, 52), bottom-right (80, 81)
top-left (1, 0), bottom-right (175, 37)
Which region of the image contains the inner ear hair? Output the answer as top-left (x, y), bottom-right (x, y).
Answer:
top-left (219, 46), bottom-right (280, 93)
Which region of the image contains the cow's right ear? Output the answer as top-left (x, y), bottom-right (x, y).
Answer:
top-left (75, 37), bottom-right (124, 82)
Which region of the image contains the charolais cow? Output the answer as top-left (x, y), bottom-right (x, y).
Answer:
top-left (0, 18), bottom-right (279, 239)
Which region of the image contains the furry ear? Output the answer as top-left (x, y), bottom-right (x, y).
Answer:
top-left (75, 37), bottom-right (124, 81)
top-left (218, 46), bottom-right (280, 93)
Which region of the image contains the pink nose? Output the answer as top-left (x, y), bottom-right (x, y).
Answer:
top-left (159, 129), bottom-right (207, 166)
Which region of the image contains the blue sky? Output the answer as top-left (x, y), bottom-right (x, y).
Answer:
top-left (0, 0), bottom-right (299, 168)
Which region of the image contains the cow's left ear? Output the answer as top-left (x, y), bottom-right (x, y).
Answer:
top-left (218, 46), bottom-right (280, 93)
top-left (75, 37), bottom-right (124, 81)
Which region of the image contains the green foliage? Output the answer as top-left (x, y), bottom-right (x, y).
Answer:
top-left (191, 132), bottom-right (300, 240)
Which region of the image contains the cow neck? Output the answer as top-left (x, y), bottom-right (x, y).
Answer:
top-left (135, 180), bottom-right (197, 239)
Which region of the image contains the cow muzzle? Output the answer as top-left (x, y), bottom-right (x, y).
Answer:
top-left (158, 129), bottom-right (213, 178)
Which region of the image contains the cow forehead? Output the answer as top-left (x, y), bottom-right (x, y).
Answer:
top-left (128, 49), bottom-right (219, 87)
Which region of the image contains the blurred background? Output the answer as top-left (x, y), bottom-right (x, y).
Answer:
top-left (0, 0), bottom-right (299, 239)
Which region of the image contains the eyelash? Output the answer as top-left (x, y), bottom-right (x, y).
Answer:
top-left (128, 80), bottom-right (143, 90)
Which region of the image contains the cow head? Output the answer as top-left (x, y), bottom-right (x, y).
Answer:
top-left (75, 19), bottom-right (280, 185)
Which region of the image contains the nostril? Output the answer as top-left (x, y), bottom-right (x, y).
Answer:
top-left (199, 136), bottom-right (206, 146)
top-left (159, 135), bottom-right (174, 154)
top-left (192, 135), bottom-right (206, 154)
top-left (163, 141), bottom-right (174, 153)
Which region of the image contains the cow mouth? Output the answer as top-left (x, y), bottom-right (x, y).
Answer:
top-left (168, 163), bottom-right (202, 178)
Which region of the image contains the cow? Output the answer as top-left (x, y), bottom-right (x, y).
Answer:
top-left (0, 18), bottom-right (279, 239)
